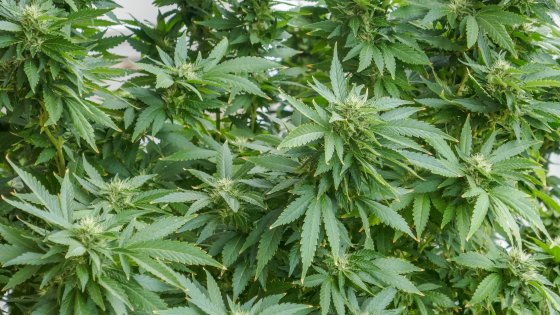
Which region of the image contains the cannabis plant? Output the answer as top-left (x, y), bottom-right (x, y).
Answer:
top-left (3, 0), bottom-right (560, 314)
top-left (1, 160), bottom-right (221, 314)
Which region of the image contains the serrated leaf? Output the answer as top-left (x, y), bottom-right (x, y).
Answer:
top-left (3, 265), bottom-right (40, 290)
top-left (36, 148), bottom-right (57, 164)
top-left (256, 226), bottom-right (283, 277)
top-left (459, 116), bottom-right (472, 156)
top-left (207, 56), bottom-right (280, 74)
top-left (300, 199), bottom-right (321, 281)
top-left (466, 16), bottom-right (478, 48)
top-left (122, 281), bottom-right (167, 313)
top-left (233, 262), bottom-right (253, 300)
top-left (278, 89), bottom-right (329, 126)
top-left (279, 124), bottom-right (329, 148)
top-left (156, 73), bottom-right (174, 88)
top-left (370, 270), bottom-right (421, 295)
top-left (196, 17), bottom-right (242, 30)
top-left (468, 273), bottom-right (502, 306)
top-left (7, 160), bottom-right (62, 217)
top-left (380, 45), bottom-right (395, 78)
top-left (163, 147), bottom-right (216, 161)
top-left (467, 192), bottom-right (489, 240)
top-left (67, 102), bottom-right (97, 151)
top-left (421, 7), bottom-right (452, 24)
top-left (344, 43), bottom-right (366, 61)
top-left (0, 21), bottom-right (21, 32)
top-left (125, 239), bottom-right (221, 267)
top-left (378, 120), bottom-right (455, 141)
top-left (57, 8), bottom-right (113, 25)
top-left (132, 104), bottom-right (164, 139)
top-left (216, 142), bottom-right (232, 179)
top-left (128, 254), bottom-right (183, 289)
top-left (98, 276), bottom-right (133, 309)
top-left (209, 73), bottom-right (267, 98)
top-left (476, 16), bottom-right (515, 56)
top-left (24, 59), bottom-right (39, 92)
top-left (320, 280), bottom-right (332, 315)
top-left (477, 9), bottom-right (528, 25)
top-left (452, 252), bottom-right (495, 270)
top-left (413, 194), bottom-right (430, 238)
top-left (42, 37), bottom-right (84, 52)
top-left (359, 198), bottom-right (415, 239)
top-left (126, 216), bottom-right (189, 245)
top-left (246, 155), bottom-right (300, 172)
top-left (272, 193), bottom-right (315, 228)
top-left (487, 140), bottom-right (538, 163)
top-left (320, 195), bottom-right (339, 261)
top-left (331, 44), bottom-right (347, 101)
top-left (153, 191), bottom-right (208, 203)
top-left (389, 43), bottom-right (429, 65)
top-left (523, 80), bottom-right (560, 88)
top-left (358, 44), bottom-right (373, 72)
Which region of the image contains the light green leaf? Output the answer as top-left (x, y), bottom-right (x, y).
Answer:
top-left (233, 262), bottom-right (253, 300)
top-left (467, 192), bottom-right (489, 240)
top-left (98, 275), bottom-right (133, 309)
top-left (320, 195), bottom-right (340, 261)
top-left (256, 226), bottom-right (283, 277)
top-left (207, 56), bottom-right (280, 74)
top-left (359, 198), bottom-right (415, 239)
top-left (358, 44), bottom-right (373, 72)
top-left (272, 193), bottom-right (315, 228)
top-left (3, 265), bottom-right (40, 290)
top-left (523, 80), bottom-right (560, 88)
top-left (468, 273), bottom-right (502, 306)
top-left (476, 16), bottom-right (515, 56)
top-left (300, 199), bottom-right (321, 281)
top-left (216, 142), bottom-right (233, 179)
top-left (413, 194), bottom-right (430, 238)
top-left (24, 60), bottom-right (39, 92)
top-left (122, 281), bottom-right (168, 313)
top-left (466, 16), bottom-right (478, 48)
top-left (459, 116), bottom-right (472, 156)
top-left (125, 239), bottom-right (222, 267)
top-left (0, 21), bottom-right (22, 32)
top-left (370, 270), bottom-right (422, 295)
top-left (126, 216), bottom-right (189, 245)
top-left (379, 120), bottom-right (456, 141)
top-left (452, 252), bottom-right (496, 270)
top-left (278, 124), bottom-right (329, 148)
top-left (246, 155), bottom-right (300, 172)
top-left (330, 44), bottom-right (347, 101)
top-left (127, 254), bottom-right (184, 289)
top-left (153, 191), bottom-right (208, 203)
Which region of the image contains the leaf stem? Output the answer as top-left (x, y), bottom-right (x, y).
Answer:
top-left (418, 233), bottom-right (434, 253)
top-left (215, 109), bottom-right (221, 141)
top-left (38, 101), bottom-right (65, 177)
top-left (250, 99), bottom-right (257, 132)
top-left (456, 68), bottom-right (470, 96)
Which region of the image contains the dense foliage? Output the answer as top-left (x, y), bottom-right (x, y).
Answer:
top-left (3, 0), bottom-right (560, 314)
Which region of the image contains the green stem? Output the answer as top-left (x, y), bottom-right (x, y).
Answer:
top-left (38, 101), bottom-right (65, 177)
top-left (381, 0), bottom-right (391, 9)
top-left (250, 99), bottom-right (257, 132)
top-left (418, 234), bottom-right (434, 253)
top-left (456, 68), bottom-right (469, 96)
top-left (215, 109), bottom-right (221, 141)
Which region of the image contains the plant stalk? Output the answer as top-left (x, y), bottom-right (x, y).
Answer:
top-left (38, 101), bottom-right (65, 177)
top-left (215, 109), bottom-right (221, 141)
